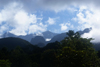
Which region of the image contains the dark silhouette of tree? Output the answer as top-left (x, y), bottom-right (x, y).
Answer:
top-left (0, 59), bottom-right (11, 67)
top-left (56, 30), bottom-right (100, 67)
top-left (0, 30), bottom-right (99, 67)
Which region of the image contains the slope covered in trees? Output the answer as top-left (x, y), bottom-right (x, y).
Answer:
top-left (0, 30), bottom-right (100, 67)
top-left (0, 37), bottom-right (34, 50)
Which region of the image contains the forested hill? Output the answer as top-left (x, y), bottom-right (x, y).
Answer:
top-left (0, 37), bottom-right (35, 50)
top-left (0, 30), bottom-right (100, 67)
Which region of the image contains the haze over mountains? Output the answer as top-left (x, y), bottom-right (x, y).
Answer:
top-left (0, 28), bottom-right (92, 47)
top-left (0, 27), bottom-right (100, 51)
top-left (1, 30), bottom-right (58, 42)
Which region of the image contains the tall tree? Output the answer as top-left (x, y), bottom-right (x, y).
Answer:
top-left (0, 60), bottom-right (11, 67)
top-left (57, 30), bottom-right (100, 67)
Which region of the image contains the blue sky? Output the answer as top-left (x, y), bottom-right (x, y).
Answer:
top-left (0, 0), bottom-right (100, 42)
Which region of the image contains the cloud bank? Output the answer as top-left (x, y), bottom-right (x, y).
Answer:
top-left (72, 6), bottom-right (100, 43)
top-left (0, 0), bottom-right (100, 43)
top-left (60, 23), bottom-right (73, 31)
top-left (0, 0), bottom-right (100, 12)
top-left (0, 2), bottom-right (47, 35)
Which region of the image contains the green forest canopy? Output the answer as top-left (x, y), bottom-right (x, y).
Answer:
top-left (0, 30), bottom-right (100, 67)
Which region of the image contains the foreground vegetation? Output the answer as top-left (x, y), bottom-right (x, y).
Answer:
top-left (0, 30), bottom-right (100, 67)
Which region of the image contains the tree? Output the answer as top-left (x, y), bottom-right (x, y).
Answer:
top-left (0, 47), bottom-right (9, 60)
top-left (0, 59), bottom-right (11, 67)
top-left (41, 49), bottom-right (57, 67)
top-left (56, 30), bottom-right (100, 67)
top-left (10, 46), bottom-right (32, 67)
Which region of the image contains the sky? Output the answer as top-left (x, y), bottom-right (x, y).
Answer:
top-left (0, 0), bottom-right (100, 42)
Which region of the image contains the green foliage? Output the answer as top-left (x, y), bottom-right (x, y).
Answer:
top-left (0, 30), bottom-right (100, 67)
top-left (62, 30), bottom-right (93, 50)
top-left (56, 47), bottom-right (99, 67)
top-left (0, 60), bottom-right (11, 67)
top-left (41, 49), bottom-right (57, 67)
top-left (57, 30), bottom-right (100, 67)
top-left (10, 46), bottom-right (32, 67)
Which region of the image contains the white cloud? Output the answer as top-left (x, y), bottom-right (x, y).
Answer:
top-left (1, 0), bottom-right (100, 42)
top-left (0, 2), bottom-right (47, 36)
top-left (82, 28), bottom-right (100, 43)
top-left (29, 24), bottom-right (47, 34)
top-left (73, 6), bottom-right (100, 42)
top-left (47, 17), bottom-right (56, 25)
top-left (60, 23), bottom-right (73, 31)
top-left (22, 0), bottom-right (100, 12)
top-left (1, 0), bottom-right (100, 12)
top-left (61, 25), bottom-right (68, 31)
top-left (46, 38), bottom-right (51, 41)
top-left (9, 11), bottom-right (37, 35)
top-left (0, 24), bottom-right (8, 35)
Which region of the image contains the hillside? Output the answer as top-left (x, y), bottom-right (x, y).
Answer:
top-left (0, 37), bottom-right (32, 50)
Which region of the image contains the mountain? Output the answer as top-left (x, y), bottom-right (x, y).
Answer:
top-left (30, 36), bottom-right (46, 47)
top-left (1, 28), bottom-right (100, 50)
top-left (93, 43), bottom-right (100, 50)
top-left (0, 28), bottom-right (92, 48)
top-left (0, 37), bottom-right (32, 50)
top-left (30, 31), bottom-right (58, 47)
top-left (2, 32), bottom-right (36, 42)
top-left (42, 31), bottom-right (58, 39)
top-left (50, 33), bottom-right (67, 43)
top-left (2, 32), bottom-right (17, 38)
top-left (30, 28), bottom-right (91, 47)
top-left (1, 31), bottom-right (58, 42)
top-left (49, 28), bottom-right (92, 43)
top-left (18, 34), bottom-right (36, 42)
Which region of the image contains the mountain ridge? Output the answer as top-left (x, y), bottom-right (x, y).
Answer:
top-left (0, 28), bottom-right (92, 47)
top-left (1, 30), bottom-right (58, 42)
top-left (0, 37), bottom-right (33, 50)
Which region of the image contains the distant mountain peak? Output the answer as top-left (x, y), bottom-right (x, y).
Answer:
top-left (42, 30), bottom-right (53, 34)
top-left (2, 32), bottom-right (17, 38)
top-left (42, 30), bottom-right (58, 39)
